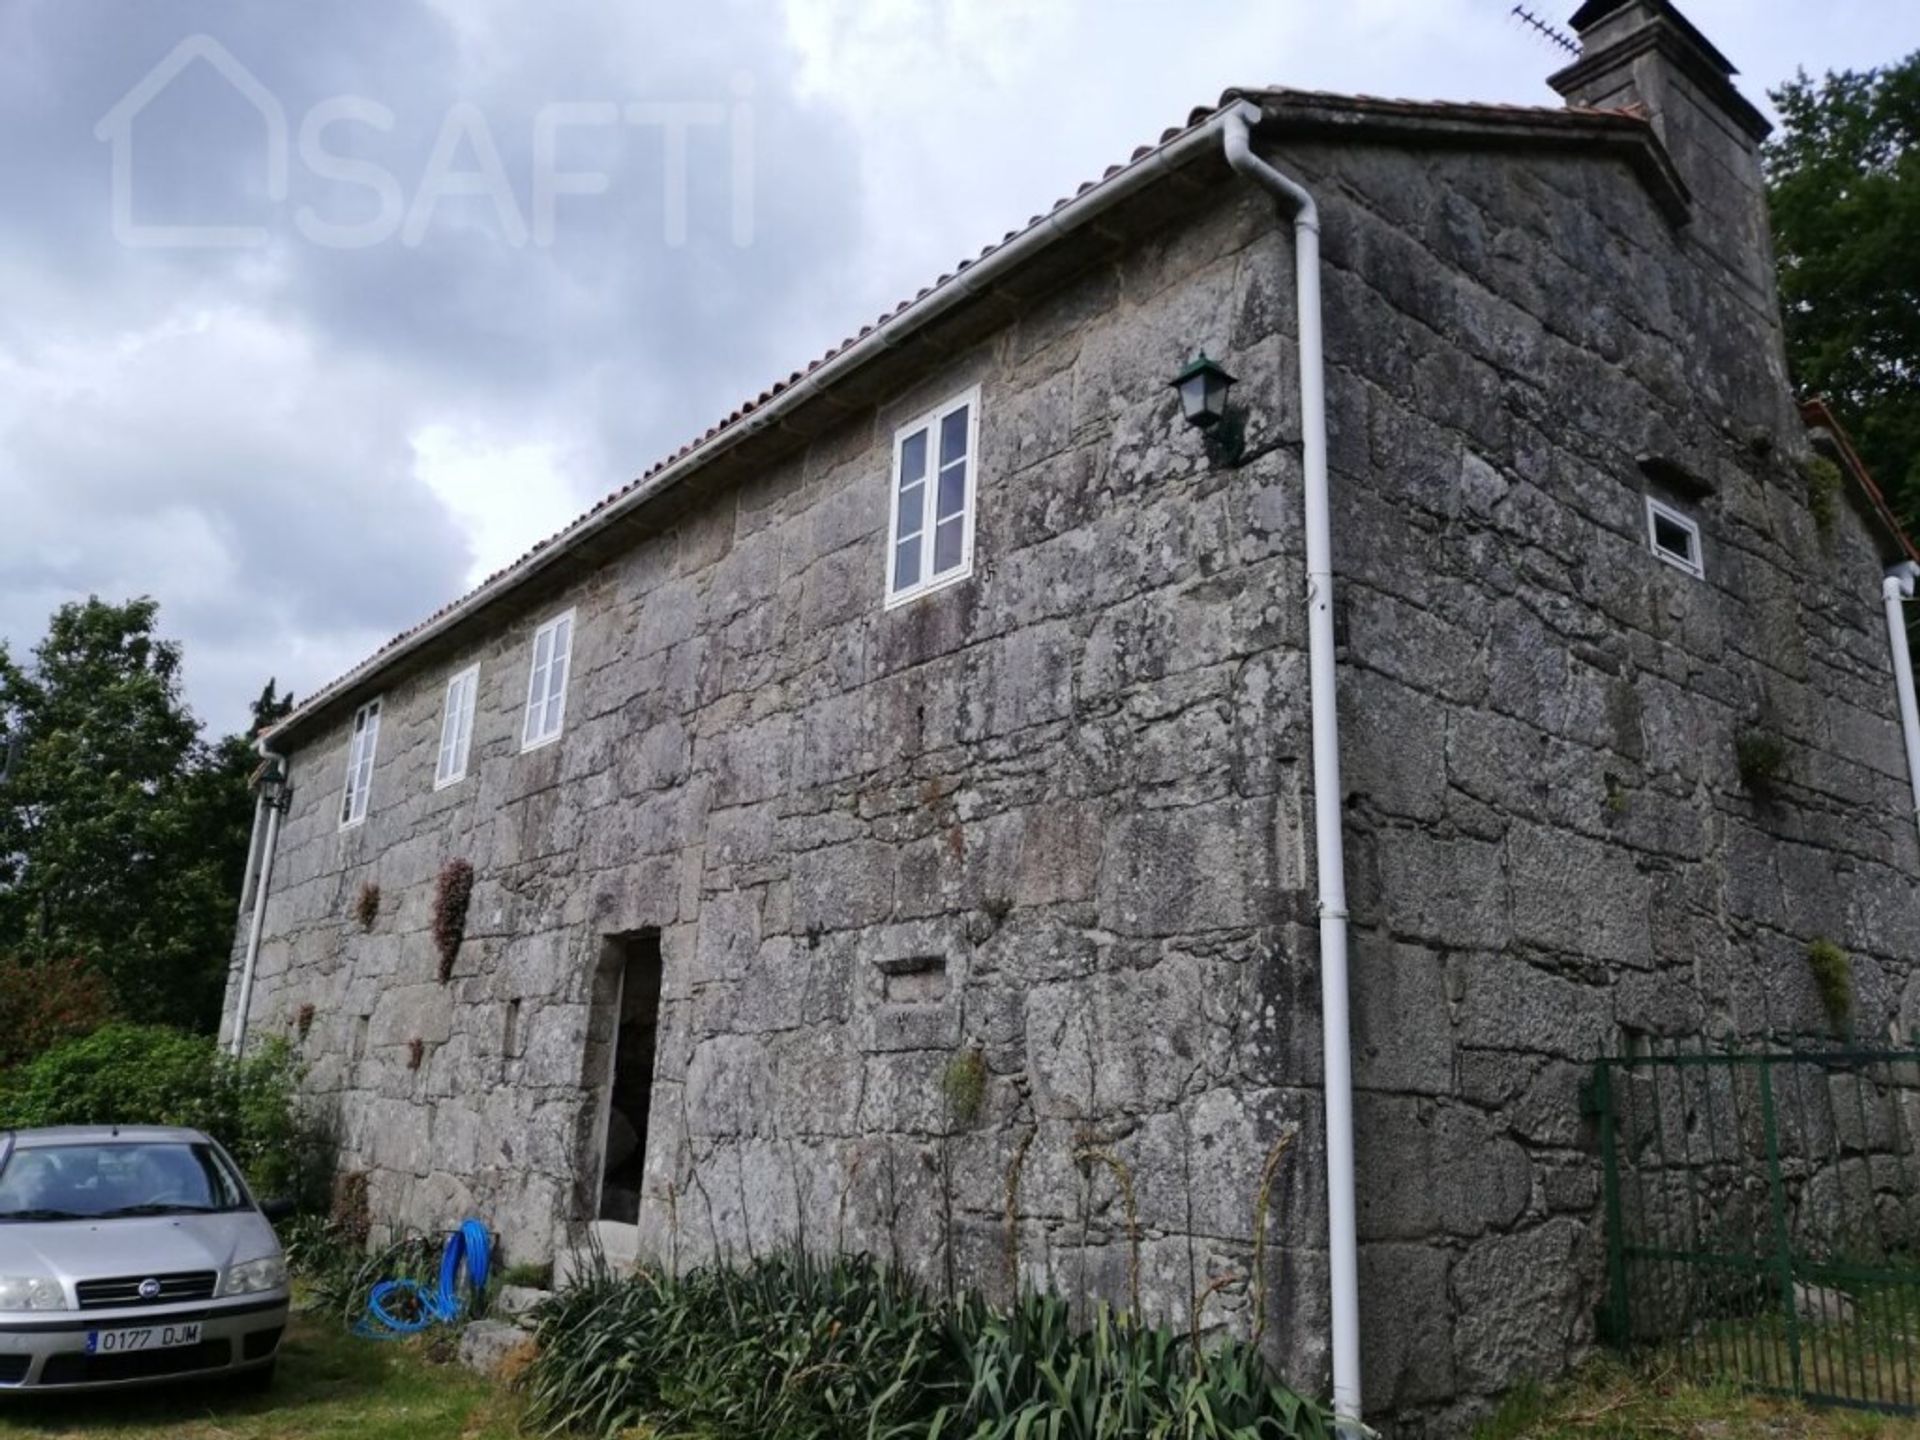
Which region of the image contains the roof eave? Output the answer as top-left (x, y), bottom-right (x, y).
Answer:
top-left (1801, 397), bottom-right (1920, 567)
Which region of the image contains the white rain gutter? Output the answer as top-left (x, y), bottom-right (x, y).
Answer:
top-left (1883, 563), bottom-right (1920, 854)
top-left (1223, 101), bottom-right (1362, 1431)
top-left (261, 102), bottom-right (1252, 751)
top-left (230, 746), bottom-right (287, 1059)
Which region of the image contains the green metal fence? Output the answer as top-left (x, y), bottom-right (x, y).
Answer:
top-left (1588, 1039), bottom-right (1920, 1412)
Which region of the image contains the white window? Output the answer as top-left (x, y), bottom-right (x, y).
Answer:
top-left (339, 699), bottom-right (381, 829)
top-left (435, 665), bottom-right (480, 788)
top-left (886, 388), bottom-right (979, 606)
top-left (521, 610), bottom-right (575, 750)
top-left (1646, 496), bottom-right (1704, 580)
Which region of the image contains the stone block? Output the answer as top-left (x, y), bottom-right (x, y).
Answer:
top-left (1371, 829), bottom-right (1507, 948)
top-left (692, 886), bottom-right (761, 985)
top-left (459, 1318), bottom-right (536, 1378)
top-left (1360, 1242), bottom-right (1455, 1408)
top-left (1342, 672), bottom-right (1447, 822)
top-left (1013, 802), bottom-right (1104, 908)
top-left (1509, 822), bottom-right (1652, 966)
top-left (792, 840), bottom-right (896, 933)
top-left (684, 1036), bottom-right (774, 1138)
top-left (1353, 1094), bottom-right (1531, 1242)
top-left (1451, 1219), bottom-right (1591, 1394)
top-left (1097, 797), bottom-right (1281, 936)
top-left (1454, 954), bottom-right (1612, 1060)
top-left (1352, 937), bottom-right (1453, 1096)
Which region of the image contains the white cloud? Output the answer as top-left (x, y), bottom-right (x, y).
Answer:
top-left (412, 422), bottom-right (588, 587)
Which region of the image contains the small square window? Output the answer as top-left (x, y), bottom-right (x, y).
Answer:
top-left (522, 610), bottom-right (575, 750)
top-left (339, 698), bottom-right (382, 829)
top-left (435, 665), bottom-right (480, 788)
top-left (886, 388), bottom-right (979, 606)
top-left (1646, 497), bottom-right (1704, 580)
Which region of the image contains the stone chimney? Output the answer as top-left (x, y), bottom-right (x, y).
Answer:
top-left (1550, 0), bottom-right (1774, 299)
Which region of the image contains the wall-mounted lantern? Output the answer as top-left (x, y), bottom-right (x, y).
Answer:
top-left (252, 755), bottom-right (293, 813)
top-left (1169, 351), bottom-right (1245, 466)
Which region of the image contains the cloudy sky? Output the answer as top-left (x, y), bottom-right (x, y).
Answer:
top-left (4, 0), bottom-right (1917, 734)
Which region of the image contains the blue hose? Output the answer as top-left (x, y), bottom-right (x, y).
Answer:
top-left (357, 1219), bottom-right (492, 1339)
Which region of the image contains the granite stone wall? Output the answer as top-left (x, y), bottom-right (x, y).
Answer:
top-left (226, 114), bottom-right (1920, 1434)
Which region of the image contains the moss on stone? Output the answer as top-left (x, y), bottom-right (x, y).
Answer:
top-left (1808, 938), bottom-right (1851, 1029)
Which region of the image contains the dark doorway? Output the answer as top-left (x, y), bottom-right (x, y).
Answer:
top-left (595, 932), bottom-right (662, 1224)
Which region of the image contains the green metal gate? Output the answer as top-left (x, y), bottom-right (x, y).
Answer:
top-left (1588, 1040), bottom-right (1920, 1412)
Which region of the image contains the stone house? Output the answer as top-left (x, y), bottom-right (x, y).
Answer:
top-left (224, 1), bottom-right (1920, 1430)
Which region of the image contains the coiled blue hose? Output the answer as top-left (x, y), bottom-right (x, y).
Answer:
top-left (357, 1218), bottom-right (492, 1339)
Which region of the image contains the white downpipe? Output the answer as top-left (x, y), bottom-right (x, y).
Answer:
top-left (230, 751), bottom-right (286, 1059)
top-left (1883, 565), bottom-right (1920, 853)
top-left (1223, 103), bottom-right (1361, 1431)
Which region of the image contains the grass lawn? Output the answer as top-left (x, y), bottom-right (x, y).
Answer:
top-left (1476, 1355), bottom-right (1920, 1439)
top-left (0, 1312), bottom-right (519, 1440)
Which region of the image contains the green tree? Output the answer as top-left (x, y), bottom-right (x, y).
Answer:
top-left (0, 597), bottom-right (285, 1031)
top-left (1767, 56), bottom-right (1920, 524)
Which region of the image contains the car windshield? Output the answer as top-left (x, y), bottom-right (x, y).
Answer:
top-left (0, 1142), bottom-right (248, 1221)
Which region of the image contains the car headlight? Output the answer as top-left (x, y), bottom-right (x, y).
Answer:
top-left (224, 1257), bottom-right (288, 1296)
top-left (0, 1275), bottom-right (68, 1312)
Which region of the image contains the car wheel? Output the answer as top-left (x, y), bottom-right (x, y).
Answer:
top-left (235, 1359), bottom-right (277, 1395)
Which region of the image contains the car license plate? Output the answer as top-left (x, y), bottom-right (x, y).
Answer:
top-left (86, 1323), bottom-right (201, 1355)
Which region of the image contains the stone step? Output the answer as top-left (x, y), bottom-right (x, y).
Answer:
top-left (494, 1284), bottom-right (554, 1325)
top-left (553, 1219), bottom-right (640, 1289)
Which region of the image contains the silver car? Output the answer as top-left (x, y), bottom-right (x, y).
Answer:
top-left (0, 1126), bottom-right (291, 1393)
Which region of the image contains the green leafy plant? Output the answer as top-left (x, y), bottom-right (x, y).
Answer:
top-left (0, 598), bottom-right (294, 1032)
top-left (940, 1048), bottom-right (988, 1128)
top-left (522, 1249), bottom-right (1334, 1440)
top-left (0, 1023), bottom-right (328, 1204)
top-left (1603, 773), bottom-right (1630, 816)
top-left (1768, 58), bottom-right (1920, 535)
top-left (1735, 729), bottom-right (1789, 791)
top-left (432, 858), bottom-right (474, 983)
top-left (1803, 455), bottom-right (1844, 534)
top-left (353, 880), bottom-right (381, 932)
top-left (1808, 938), bottom-right (1852, 1029)
top-left (0, 954), bottom-right (115, 1070)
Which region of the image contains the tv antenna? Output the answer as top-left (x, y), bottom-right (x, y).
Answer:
top-left (1510, 3), bottom-right (1581, 57)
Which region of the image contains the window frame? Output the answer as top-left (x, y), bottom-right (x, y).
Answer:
top-left (884, 386), bottom-right (981, 608)
top-left (1645, 495), bottom-right (1705, 580)
top-left (521, 609), bottom-right (576, 752)
top-left (339, 697), bottom-right (382, 830)
top-left (435, 664), bottom-right (481, 790)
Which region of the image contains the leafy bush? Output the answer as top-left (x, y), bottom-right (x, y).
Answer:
top-left (932, 1290), bottom-right (1333, 1440)
top-left (522, 1250), bottom-right (1333, 1440)
top-left (0, 954), bottom-right (116, 1070)
top-left (526, 1251), bottom-right (945, 1439)
top-left (0, 1023), bottom-right (328, 1204)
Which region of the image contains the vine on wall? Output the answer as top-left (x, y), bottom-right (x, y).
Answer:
top-left (353, 881), bottom-right (381, 932)
top-left (433, 859), bottom-right (475, 983)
